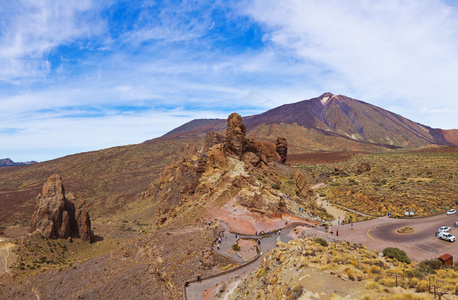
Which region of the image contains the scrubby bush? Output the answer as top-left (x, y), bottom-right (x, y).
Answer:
top-left (314, 238), bottom-right (328, 247)
top-left (417, 259), bottom-right (442, 274)
top-left (365, 281), bottom-right (382, 291)
top-left (406, 269), bottom-right (424, 279)
top-left (370, 265), bottom-right (381, 274)
top-left (271, 183), bottom-right (280, 190)
top-left (333, 255), bottom-right (343, 263)
top-left (382, 247), bottom-right (411, 264)
top-left (231, 243), bottom-right (240, 251)
top-left (416, 280), bottom-right (429, 292)
top-left (379, 276), bottom-right (396, 287)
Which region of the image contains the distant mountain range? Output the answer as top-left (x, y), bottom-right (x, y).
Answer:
top-left (0, 158), bottom-right (37, 167)
top-left (164, 92), bottom-right (458, 149)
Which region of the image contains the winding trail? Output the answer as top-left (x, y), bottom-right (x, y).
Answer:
top-left (185, 229), bottom-right (295, 300)
top-left (0, 238), bottom-right (13, 275)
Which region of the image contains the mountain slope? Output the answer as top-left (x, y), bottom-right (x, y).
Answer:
top-left (164, 93), bottom-right (457, 148)
top-left (0, 137), bottom-right (200, 224)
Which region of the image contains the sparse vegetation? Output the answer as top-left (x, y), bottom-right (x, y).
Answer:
top-left (382, 247), bottom-right (411, 264)
top-left (295, 150), bottom-right (458, 219)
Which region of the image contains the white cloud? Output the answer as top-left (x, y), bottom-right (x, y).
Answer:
top-left (241, 0), bottom-right (458, 128)
top-left (0, 0), bottom-right (106, 81)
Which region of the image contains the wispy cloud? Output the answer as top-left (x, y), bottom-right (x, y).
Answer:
top-left (241, 0), bottom-right (458, 127)
top-left (0, 0), bottom-right (106, 82)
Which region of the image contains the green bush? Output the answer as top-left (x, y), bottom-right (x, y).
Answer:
top-left (417, 259), bottom-right (442, 274)
top-left (406, 269), bottom-right (424, 279)
top-left (232, 243), bottom-right (241, 251)
top-left (271, 183), bottom-right (280, 190)
top-left (314, 238), bottom-right (328, 247)
top-left (382, 247), bottom-right (411, 264)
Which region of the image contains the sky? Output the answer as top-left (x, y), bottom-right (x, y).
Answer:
top-left (1, 0), bottom-right (458, 162)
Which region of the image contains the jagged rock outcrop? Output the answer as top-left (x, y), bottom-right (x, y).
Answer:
top-left (155, 144), bottom-right (203, 214)
top-left (355, 162), bottom-right (371, 174)
top-left (295, 171), bottom-right (314, 198)
top-left (276, 137), bottom-right (288, 164)
top-left (29, 174), bottom-right (92, 242)
top-left (202, 131), bottom-right (225, 152)
top-left (224, 113), bottom-right (248, 158)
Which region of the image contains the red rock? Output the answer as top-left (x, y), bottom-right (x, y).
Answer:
top-left (29, 174), bottom-right (92, 242)
top-left (355, 162), bottom-right (371, 174)
top-left (276, 137), bottom-right (288, 164)
top-left (224, 113), bottom-right (248, 158)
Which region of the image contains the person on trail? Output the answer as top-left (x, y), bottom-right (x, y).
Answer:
top-left (336, 229), bottom-right (339, 236)
top-left (351, 223), bottom-right (353, 230)
top-left (258, 238), bottom-right (261, 245)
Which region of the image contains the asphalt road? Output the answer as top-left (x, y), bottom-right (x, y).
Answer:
top-left (337, 213), bottom-right (458, 261)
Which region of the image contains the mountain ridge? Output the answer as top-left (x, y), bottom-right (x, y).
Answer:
top-left (164, 93), bottom-right (457, 148)
top-left (0, 158), bottom-right (37, 167)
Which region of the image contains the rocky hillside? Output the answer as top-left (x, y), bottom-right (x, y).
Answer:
top-left (0, 137), bottom-right (198, 225)
top-left (1, 113), bottom-right (320, 299)
top-left (165, 93), bottom-right (458, 149)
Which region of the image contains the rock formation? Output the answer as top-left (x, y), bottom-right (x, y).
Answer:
top-left (224, 113), bottom-right (248, 158)
top-left (355, 162), bottom-right (371, 174)
top-left (334, 167), bottom-right (349, 176)
top-left (275, 137), bottom-right (288, 164)
top-left (29, 174), bottom-right (92, 242)
top-left (295, 171), bottom-right (314, 198)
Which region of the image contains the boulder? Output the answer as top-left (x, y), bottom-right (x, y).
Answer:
top-left (334, 167), bottom-right (349, 176)
top-left (355, 162), bottom-right (371, 174)
top-left (275, 137), bottom-right (288, 164)
top-left (295, 171), bottom-right (314, 198)
top-left (29, 174), bottom-right (92, 242)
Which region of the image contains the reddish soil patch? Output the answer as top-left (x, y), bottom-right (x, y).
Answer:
top-left (238, 239), bottom-right (257, 261)
top-left (287, 151), bottom-right (368, 164)
top-left (411, 145), bottom-right (458, 154)
top-left (207, 198), bottom-right (315, 235)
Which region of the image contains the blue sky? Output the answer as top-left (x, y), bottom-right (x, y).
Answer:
top-left (1, 0), bottom-right (458, 162)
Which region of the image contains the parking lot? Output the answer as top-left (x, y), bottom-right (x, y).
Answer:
top-left (334, 213), bottom-right (458, 262)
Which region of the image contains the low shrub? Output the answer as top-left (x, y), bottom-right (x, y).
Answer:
top-left (231, 244), bottom-right (240, 251)
top-left (365, 281), bottom-right (382, 291)
top-left (379, 276), bottom-right (396, 287)
top-left (314, 238), bottom-right (328, 247)
top-left (271, 183), bottom-right (280, 190)
top-left (416, 280), bottom-right (429, 292)
top-left (370, 265), bottom-right (381, 274)
top-left (417, 259), bottom-right (442, 274)
top-left (406, 269), bottom-right (423, 279)
top-left (382, 247), bottom-right (411, 264)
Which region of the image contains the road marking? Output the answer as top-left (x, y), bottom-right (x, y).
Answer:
top-left (367, 226), bottom-right (385, 243)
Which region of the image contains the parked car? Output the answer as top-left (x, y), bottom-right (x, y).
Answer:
top-left (438, 226), bottom-right (452, 232)
top-left (447, 209), bottom-right (456, 215)
top-left (438, 232), bottom-right (456, 242)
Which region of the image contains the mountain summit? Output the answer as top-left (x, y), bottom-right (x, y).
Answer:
top-left (165, 93), bottom-right (457, 149)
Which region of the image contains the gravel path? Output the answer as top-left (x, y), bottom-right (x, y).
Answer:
top-left (185, 230), bottom-right (293, 300)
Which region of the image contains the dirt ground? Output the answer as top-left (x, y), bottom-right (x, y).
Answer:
top-left (207, 198), bottom-right (316, 235)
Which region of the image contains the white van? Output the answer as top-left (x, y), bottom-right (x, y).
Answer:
top-left (438, 231), bottom-right (456, 242)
